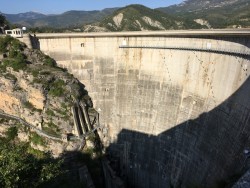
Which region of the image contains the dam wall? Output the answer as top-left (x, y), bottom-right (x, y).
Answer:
top-left (36, 31), bottom-right (250, 187)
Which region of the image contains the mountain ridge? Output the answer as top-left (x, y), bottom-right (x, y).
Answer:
top-left (1, 1), bottom-right (250, 30)
top-left (157, 0), bottom-right (250, 28)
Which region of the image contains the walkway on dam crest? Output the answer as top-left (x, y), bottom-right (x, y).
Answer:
top-left (35, 29), bottom-right (250, 38)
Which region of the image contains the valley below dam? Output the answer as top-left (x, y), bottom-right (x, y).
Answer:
top-left (32, 30), bottom-right (250, 188)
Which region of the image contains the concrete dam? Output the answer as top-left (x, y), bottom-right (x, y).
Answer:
top-left (33, 30), bottom-right (249, 187)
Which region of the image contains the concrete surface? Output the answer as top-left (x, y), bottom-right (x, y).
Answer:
top-left (34, 31), bottom-right (250, 187)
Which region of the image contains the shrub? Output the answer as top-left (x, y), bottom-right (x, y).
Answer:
top-left (23, 101), bottom-right (35, 110)
top-left (30, 132), bottom-right (46, 146)
top-left (48, 79), bottom-right (65, 97)
top-left (6, 126), bottom-right (18, 140)
top-left (0, 35), bottom-right (13, 53)
top-left (44, 55), bottom-right (56, 67)
top-left (31, 69), bottom-right (39, 77)
top-left (2, 57), bottom-right (27, 71)
top-left (42, 127), bottom-right (60, 137)
top-left (46, 109), bottom-right (55, 116)
top-left (0, 138), bottom-right (63, 187)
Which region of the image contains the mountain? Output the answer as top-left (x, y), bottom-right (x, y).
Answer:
top-left (2, 1), bottom-right (250, 30)
top-left (3, 8), bottom-right (119, 28)
top-left (85, 5), bottom-right (202, 32)
top-left (3, 11), bottom-right (47, 23)
top-left (157, 0), bottom-right (250, 28)
top-left (158, 0), bottom-right (248, 13)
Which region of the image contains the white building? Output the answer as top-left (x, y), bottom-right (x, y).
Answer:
top-left (5, 28), bottom-right (23, 38)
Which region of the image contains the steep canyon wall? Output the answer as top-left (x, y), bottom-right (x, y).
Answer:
top-left (36, 31), bottom-right (250, 187)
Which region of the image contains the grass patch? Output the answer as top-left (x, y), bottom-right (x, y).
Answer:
top-left (44, 55), bottom-right (56, 67)
top-left (30, 132), bottom-right (46, 146)
top-left (27, 147), bottom-right (46, 159)
top-left (31, 69), bottom-right (39, 77)
top-left (46, 109), bottom-right (55, 116)
top-left (48, 79), bottom-right (66, 97)
top-left (6, 126), bottom-right (18, 140)
top-left (42, 127), bottom-right (61, 137)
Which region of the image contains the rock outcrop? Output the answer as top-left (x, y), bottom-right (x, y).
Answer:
top-left (0, 36), bottom-right (91, 156)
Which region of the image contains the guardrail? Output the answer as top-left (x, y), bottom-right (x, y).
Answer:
top-left (0, 111), bottom-right (62, 141)
top-left (119, 45), bottom-right (250, 57)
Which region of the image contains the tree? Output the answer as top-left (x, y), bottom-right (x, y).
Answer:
top-left (0, 137), bottom-right (63, 187)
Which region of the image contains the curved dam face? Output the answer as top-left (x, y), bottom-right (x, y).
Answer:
top-left (37, 31), bottom-right (250, 187)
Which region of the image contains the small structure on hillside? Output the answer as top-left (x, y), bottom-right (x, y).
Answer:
top-left (5, 28), bottom-right (23, 38)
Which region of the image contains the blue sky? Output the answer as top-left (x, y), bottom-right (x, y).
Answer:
top-left (1, 0), bottom-right (183, 14)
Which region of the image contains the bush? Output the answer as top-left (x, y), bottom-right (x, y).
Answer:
top-left (46, 109), bottom-right (55, 116)
top-left (30, 132), bottom-right (46, 146)
top-left (2, 57), bottom-right (27, 71)
top-left (44, 55), bottom-right (56, 67)
top-left (6, 126), bottom-right (18, 140)
top-left (23, 101), bottom-right (35, 110)
top-left (42, 126), bottom-right (60, 137)
top-left (0, 35), bottom-right (13, 53)
top-left (48, 79), bottom-right (65, 97)
top-left (0, 139), bottom-right (63, 187)
top-left (31, 69), bottom-right (39, 77)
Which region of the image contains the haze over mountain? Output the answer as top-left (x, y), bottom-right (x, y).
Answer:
top-left (84, 5), bottom-right (202, 32)
top-left (1, 0), bottom-right (250, 30)
top-left (157, 0), bottom-right (250, 28)
top-left (2, 8), bottom-right (119, 28)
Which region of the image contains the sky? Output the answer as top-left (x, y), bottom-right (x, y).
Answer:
top-left (0, 0), bottom-right (183, 14)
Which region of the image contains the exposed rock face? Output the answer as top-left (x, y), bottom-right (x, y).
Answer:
top-left (113, 13), bottom-right (123, 27)
top-left (194, 18), bottom-right (211, 28)
top-left (0, 37), bottom-right (91, 156)
top-left (142, 16), bottom-right (165, 29)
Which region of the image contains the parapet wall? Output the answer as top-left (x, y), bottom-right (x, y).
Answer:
top-left (36, 30), bottom-right (250, 187)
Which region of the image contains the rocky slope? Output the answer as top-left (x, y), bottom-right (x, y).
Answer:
top-left (85, 5), bottom-right (201, 32)
top-left (0, 36), bottom-right (93, 156)
top-left (157, 0), bottom-right (250, 28)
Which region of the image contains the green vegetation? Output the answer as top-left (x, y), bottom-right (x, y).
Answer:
top-left (46, 109), bottom-right (55, 116)
top-left (6, 126), bottom-right (18, 141)
top-left (17, 9), bottom-right (117, 29)
top-left (1, 58), bottom-right (27, 71)
top-left (0, 36), bottom-right (27, 71)
top-left (42, 127), bottom-right (60, 137)
top-left (0, 35), bottom-right (13, 53)
top-left (48, 79), bottom-right (66, 97)
top-left (30, 132), bottom-right (46, 146)
top-left (0, 15), bottom-right (8, 27)
top-left (157, 0), bottom-right (250, 28)
top-left (23, 101), bottom-right (36, 111)
top-left (31, 69), bottom-right (39, 77)
top-left (42, 121), bottom-right (61, 137)
top-left (0, 135), bottom-right (63, 188)
top-left (100, 5), bottom-right (189, 31)
top-left (44, 55), bottom-right (56, 67)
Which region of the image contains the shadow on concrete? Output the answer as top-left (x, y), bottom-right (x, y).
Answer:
top-left (171, 35), bottom-right (250, 49)
top-left (42, 134), bottom-right (104, 188)
top-left (30, 34), bottom-right (40, 50)
top-left (105, 76), bottom-right (250, 188)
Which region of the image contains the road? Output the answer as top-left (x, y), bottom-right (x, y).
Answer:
top-left (35, 29), bottom-right (250, 39)
top-left (0, 111), bottom-right (62, 141)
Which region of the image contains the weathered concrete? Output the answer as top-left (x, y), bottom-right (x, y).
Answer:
top-left (35, 30), bottom-right (250, 187)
